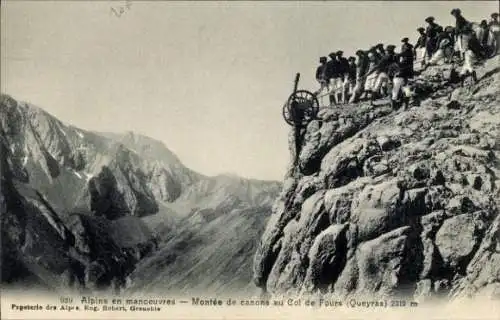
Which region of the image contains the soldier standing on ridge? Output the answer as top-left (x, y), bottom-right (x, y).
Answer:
top-left (349, 50), bottom-right (369, 104)
top-left (426, 27), bottom-right (454, 66)
top-left (479, 20), bottom-right (490, 46)
top-left (363, 50), bottom-right (380, 101)
top-left (314, 56), bottom-right (331, 102)
top-left (388, 58), bottom-right (404, 110)
top-left (375, 43), bottom-right (386, 57)
top-left (372, 45), bottom-right (398, 100)
top-left (489, 13), bottom-right (500, 55)
top-left (327, 52), bottom-right (343, 106)
top-left (337, 51), bottom-right (350, 104)
top-left (451, 8), bottom-right (473, 59)
top-left (478, 20), bottom-right (495, 57)
top-left (425, 16), bottom-right (443, 62)
top-left (344, 56), bottom-right (357, 104)
top-left (490, 12), bottom-right (500, 28)
top-left (414, 27), bottom-right (428, 66)
top-left (444, 26), bottom-right (457, 62)
top-left (400, 37), bottom-right (414, 79)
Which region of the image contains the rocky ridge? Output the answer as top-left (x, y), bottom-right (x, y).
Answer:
top-left (253, 58), bottom-right (500, 301)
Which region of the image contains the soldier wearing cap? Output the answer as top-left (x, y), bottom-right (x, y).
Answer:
top-left (414, 27), bottom-right (428, 65)
top-left (400, 37), bottom-right (414, 78)
top-left (364, 50), bottom-right (381, 98)
top-left (489, 13), bottom-right (499, 28)
top-left (349, 50), bottom-right (369, 103)
top-left (451, 9), bottom-right (472, 35)
top-left (375, 43), bottom-right (386, 57)
top-left (477, 19), bottom-right (497, 58)
top-left (488, 13), bottom-right (499, 55)
top-left (372, 45), bottom-right (398, 98)
top-left (479, 20), bottom-right (490, 47)
top-left (342, 56), bottom-right (357, 104)
top-left (451, 8), bottom-right (473, 59)
top-left (425, 16), bottom-right (443, 61)
top-left (326, 52), bottom-right (342, 106)
top-left (426, 27), bottom-right (455, 67)
top-left (364, 45), bottom-right (397, 101)
top-left (336, 51), bottom-right (350, 104)
top-left (389, 59), bottom-right (412, 111)
top-left (315, 56), bottom-right (331, 99)
top-left (448, 10), bottom-right (479, 83)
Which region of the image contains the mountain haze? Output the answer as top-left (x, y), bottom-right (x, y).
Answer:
top-left (0, 94), bottom-right (281, 293)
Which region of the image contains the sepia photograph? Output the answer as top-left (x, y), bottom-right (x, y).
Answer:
top-left (1, 1), bottom-right (499, 319)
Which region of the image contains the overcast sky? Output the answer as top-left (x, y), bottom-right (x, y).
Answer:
top-left (1, 1), bottom-right (497, 180)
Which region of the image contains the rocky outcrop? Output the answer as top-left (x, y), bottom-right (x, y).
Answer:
top-left (253, 58), bottom-right (500, 300)
top-left (0, 138), bottom-right (135, 292)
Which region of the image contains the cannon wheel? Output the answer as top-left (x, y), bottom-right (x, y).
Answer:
top-left (282, 90), bottom-right (319, 126)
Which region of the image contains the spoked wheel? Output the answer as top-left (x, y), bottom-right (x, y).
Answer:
top-left (282, 90), bottom-right (319, 127)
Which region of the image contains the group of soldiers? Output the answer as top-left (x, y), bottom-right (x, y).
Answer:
top-left (314, 9), bottom-right (500, 109)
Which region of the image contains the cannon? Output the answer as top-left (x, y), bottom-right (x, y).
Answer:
top-left (282, 73), bottom-right (319, 127)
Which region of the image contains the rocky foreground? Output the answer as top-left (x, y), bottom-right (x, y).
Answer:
top-left (253, 58), bottom-right (500, 301)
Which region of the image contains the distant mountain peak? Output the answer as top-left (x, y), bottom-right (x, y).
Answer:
top-left (1, 93), bottom-right (282, 295)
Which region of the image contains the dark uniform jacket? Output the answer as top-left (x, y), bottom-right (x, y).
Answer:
top-left (338, 57), bottom-right (350, 77)
top-left (400, 43), bottom-right (415, 79)
top-left (454, 15), bottom-right (472, 35)
top-left (316, 64), bottom-right (330, 82)
top-left (387, 61), bottom-right (401, 79)
top-left (436, 32), bottom-right (454, 48)
top-left (327, 59), bottom-right (341, 79)
top-left (347, 62), bottom-right (357, 82)
top-left (415, 34), bottom-right (427, 49)
top-left (426, 23), bottom-right (443, 55)
top-left (377, 53), bottom-right (398, 73)
top-left (401, 43), bottom-right (414, 60)
top-left (426, 23), bottom-right (443, 40)
top-left (479, 26), bottom-right (490, 46)
top-left (356, 55), bottom-right (369, 78)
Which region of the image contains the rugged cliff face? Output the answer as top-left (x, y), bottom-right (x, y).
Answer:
top-left (253, 58), bottom-right (500, 301)
top-left (1, 94), bottom-right (281, 294)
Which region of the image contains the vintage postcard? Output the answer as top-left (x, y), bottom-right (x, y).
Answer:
top-left (1, 1), bottom-right (499, 319)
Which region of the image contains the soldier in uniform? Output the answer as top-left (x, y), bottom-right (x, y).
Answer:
top-left (349, 50), bottom-right (369, 104)
top-left (314, 56), bottom-right (331, 101)
top-left (478, 20), bottom-right (494, 57)
top-left (426, 27), bottom-right (455, 66)
top-left (336, 51), bottom-right (350, 104)
top-left (375, 43), bottom-right (386, 58)
top-left (327, 52), bottom-right (342, 106)
top-left (343, 56), bottom-right (357, 104)
top-left (489, 13), bottom-right (500, 55)
top-left (425, 16), bottom-right (443, 61)
top-left (414, 27), bottom-right (428, 65)
top-left (400, 37), bottom-right (414, 79)
top-left (364, 50), bottom-right (380, 100)
top-left (451, 8), bottom-right (473, 59)
top-left (372, 44), bottom-right (398, 99)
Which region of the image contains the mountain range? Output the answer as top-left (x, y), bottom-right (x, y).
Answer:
top-left (0, 93), bottom-right (281, 294)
